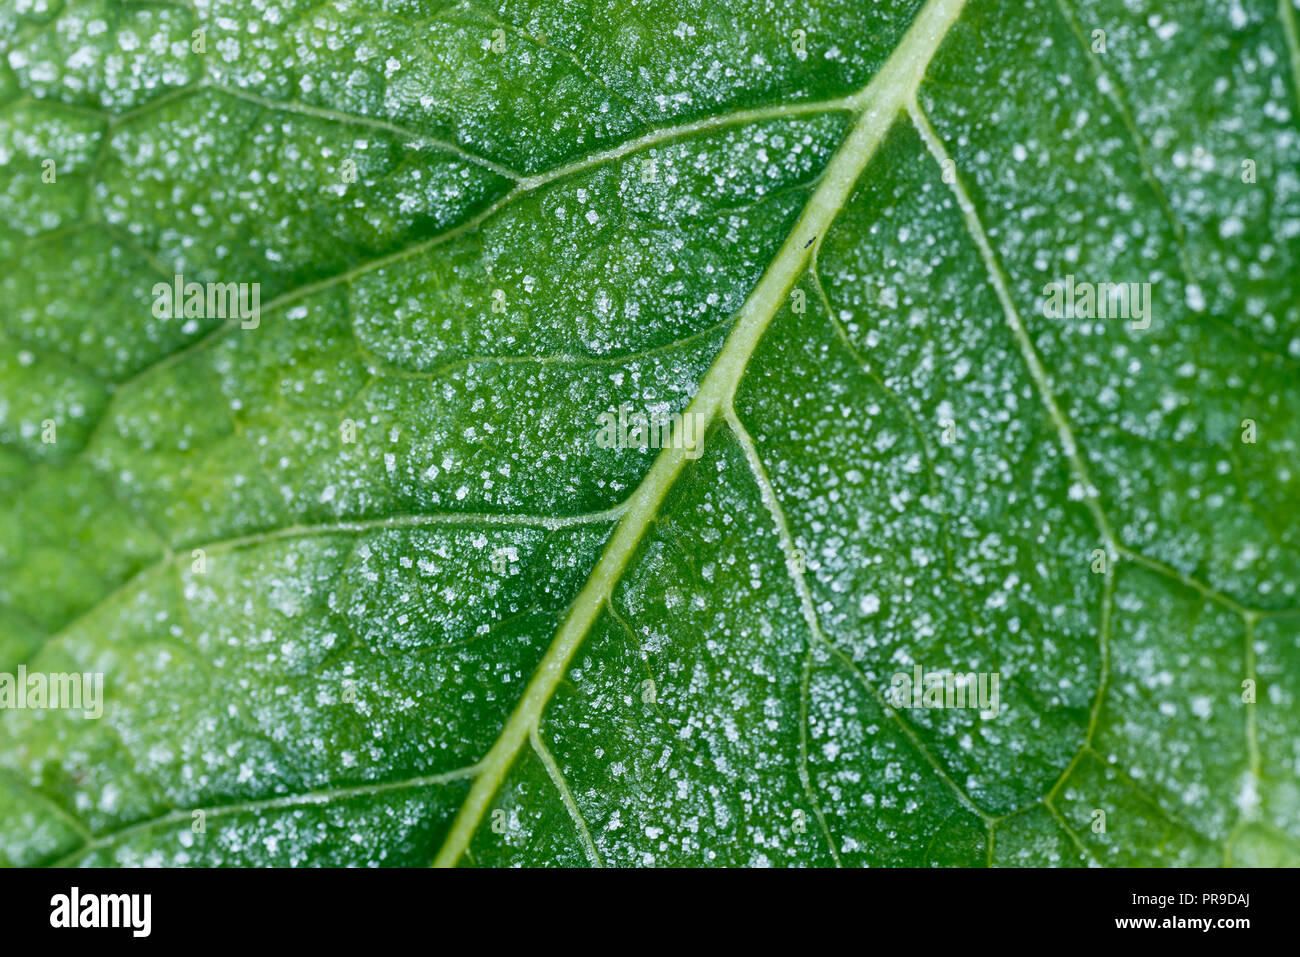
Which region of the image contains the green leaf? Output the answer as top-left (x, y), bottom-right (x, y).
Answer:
top-left (1, 0), bottom-right (1297, 867)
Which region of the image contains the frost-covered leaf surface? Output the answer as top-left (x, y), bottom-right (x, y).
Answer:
top-left (1, 0), bottom-right (1298, 867)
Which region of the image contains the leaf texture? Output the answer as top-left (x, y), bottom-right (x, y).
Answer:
top-left (0, 0), bottom-right (1297, 867)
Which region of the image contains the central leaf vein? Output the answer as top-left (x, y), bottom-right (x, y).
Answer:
top-left (431, 0), bottom-right (970, 868)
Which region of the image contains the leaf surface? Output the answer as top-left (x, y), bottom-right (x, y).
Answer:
top-left (1, 0), bottom-right (1297, 867)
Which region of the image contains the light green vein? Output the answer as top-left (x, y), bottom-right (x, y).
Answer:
top-left (726, 403), bottom-right (994, 826)
top-left (1281, 0), bottom-right (1300, 117)
top-left (529, 726), bottom-right (603, 867)
top-left (432, 0), bottom-right (971, 867)
top-left (48, 763), bottom-right (481, 868)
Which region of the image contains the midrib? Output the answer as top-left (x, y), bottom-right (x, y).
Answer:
top-left (431, 0), bottom-right (968, 867)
